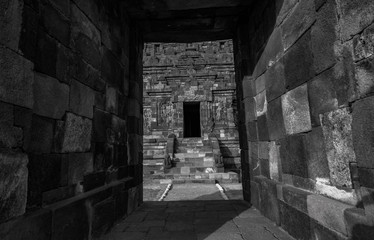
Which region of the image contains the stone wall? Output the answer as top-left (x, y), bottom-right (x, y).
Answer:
top-left (143, 41), bottom-right (240, 172)
top-left (0, 0), bottom-right (143, 239)
top-left (235, 0), bottom-right (374, 239)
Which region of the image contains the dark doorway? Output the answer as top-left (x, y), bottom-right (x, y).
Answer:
top-left (183, 102), bottom-right (201, 138)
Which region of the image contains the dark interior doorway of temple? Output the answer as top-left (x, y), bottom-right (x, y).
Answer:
top-left (183, 102), bottom-right (201, 138)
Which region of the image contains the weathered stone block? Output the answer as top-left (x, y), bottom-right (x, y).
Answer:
top-left (269, 141), bottom-right (281, 181)
top-left (280, 134), bottom-right (308, 178)
top-left (127, 98), bottom-right (140, 118)
top-left (304, 127), bottom-right (330, 180)
top-left (307, 194), bottom-right (351, 235)
top-left (337, 0), bottom-right (374, 41)
top-left (344, 207), bottom-right (374, 240)
top-left (42, 3), bottom-right (70, 46)
top-left (70, 79), bottom-right (95, 119)
top-left (70, 55), bottom-right (104, 92)
top-left (92, 199), bottom-right (116, 238)
top-left (283, 30), bottom-right (314, 90)
top-left (0, 102), bottom-right (23, 148)
top-left (246, 121), bottom-right (258, 142)
top-left (311, 0), bottom-right (338, 74)
top-left (281, 0), bottom-right (315, 50)
top-left (254, 91), bottom-right (267, 117)
top-left (54, 113), bottom-right (92, 153)
top-left (354, 57), bottom-right (374, 99)
top-left (106, 87), bottom-right (118, 115)
top-left (19, 4), bottom-right (38, 62)
top-left (352, 96), bottom-right (374, 169)
top-left (257, 115), bottom-right (269, 141)
top-left (33, 73), bottom-right (69, 119)
top-left (353, 23), bottom-right (374, 62)
top-left (70, 3), bottom-right (101, 67)
top-left (267, 97), bottom-right (286, 140)
top-left (56, 44), bottom-right (70, 84)
top-left (64, 153), bottom-right (94, 185)
top-left (93, 109), bottom-right (112, 142)
top-left (0, 0), bottom-right (22, 50)
top-left (27, 115), bottom-right (54, 154)
top-left (279, 201), bottom-right (311, 240)
top-left (243, 97), bottom-right (256, 122)
top-left (27, 154), bottom-right (63, 207)
top-left (0, 46), bottom-right (34, 109)
top-left (0, 150), bottom-right (28, 223)
top-left (321, 108), bottom-right (355, 188)
top-left (281, 84), bottom-right (312, 135)
top-left (242, 76), bottom-right (255, 99)
top-left (35, 30), bottom-right (58, 78)
top-left (102, 47), bottom-right (123, 89)
top-left (265, 60), bottom-right (286, 102)
top-left (48, 0), bottom-right (70, 17)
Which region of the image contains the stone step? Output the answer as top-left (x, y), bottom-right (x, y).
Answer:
top-left (165, 166), bottom-right (217, 175)
top-left (174, 153), bottom-right (207, 159)
top-left (174, 161), bottom-right (215, 168)
top-left (152, 171), bottom-right (240, 184)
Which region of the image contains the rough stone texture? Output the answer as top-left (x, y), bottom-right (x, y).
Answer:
top-left (283, 31), bottom-right (315, 90)
top-left (26, 115), bottom-right (54, 154)
top-left (33, 73), bottom-right (69, 119)
top-left (65, 153), bottom-right (94, 185)
top-left (281, 84), bottom-right (312, 135)
top-left (321, 108), bottom-right (355, 188)
top-left (243, 97), bottom-right (256, 122)
top-left (0, 102), bottom-right (23, 148)
top-left (353, 23), bottom-right (374, 62)
top-left (0, 0), bottom-right (23, 51)
top-left (354, 57), bottom-right (374, 99)
top-left (337, 0), bottom-right (374, 41)
top-left (269, 142), bottom-right (281, 182)
top-left (265, 60), bottom-right (286, 102)
top-left (281, 0), bottom-right (315, 50)
top-left (0, 47), bottom-right (34, 109)
top-left (352, 96), bottom-right (374, 169)
top-left (0, 151), bottom-right (28, 223)
top-left (70, 79), bottom-right (95, 119)
top-left (254, 91), bottom-right (267, 117)
top-left (54, 113), bottom-right (92, 153)
top-left (304, 127), bottom-right (330, 180)
top-left (105, 86), bottom-right (118, 115)
top-left (311, 0), bottom-right (338, 74)
top-left (266, 97), bottom-right (286, 140)
top-left (307, 194), bottom-right (351, 235)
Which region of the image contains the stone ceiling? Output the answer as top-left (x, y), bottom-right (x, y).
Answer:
top-left (121, 0), bottom-right (255, 42)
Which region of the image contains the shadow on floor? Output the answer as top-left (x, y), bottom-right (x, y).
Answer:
top-left (100, 192), bottom-right (294, 240)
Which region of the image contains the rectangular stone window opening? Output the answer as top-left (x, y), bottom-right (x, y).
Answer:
top-left (183, 102), bottom-right (201, 138)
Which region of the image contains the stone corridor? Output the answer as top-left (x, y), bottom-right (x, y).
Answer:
top-left (1, 0), bottom-right (374, 239)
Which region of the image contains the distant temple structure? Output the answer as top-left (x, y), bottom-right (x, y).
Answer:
top-left (143, 41), bottom-right (240, 182)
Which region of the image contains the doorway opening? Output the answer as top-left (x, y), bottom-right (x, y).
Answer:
top-left (183, 102), bottom-right (201, 138)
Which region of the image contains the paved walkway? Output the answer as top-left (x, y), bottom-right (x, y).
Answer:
top-left (100, 200), bottom-right (294, 240)
top-left (101, 184), bottom-right (294, 240)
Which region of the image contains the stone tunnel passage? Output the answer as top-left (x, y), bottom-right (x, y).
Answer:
top-left (1, 0), bottom-right (374, 240)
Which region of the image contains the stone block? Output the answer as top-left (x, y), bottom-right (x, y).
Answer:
top-left (243, 97), bottom-right (256, 122)
top-left (42, 3), bottom-right (70, 46)
top-left (307, 194), bottom-right (351, 235)
top-left (254, 91), bottom-right (267, 117)
top-left (279, 134), bottom-right (308, 178)
top-left (311, 0), bottom-right (338, 74)
top-left (93, 109), bottom-right (112, 142)
top-left (105, 86), bottom-right (118, 115)
top-left (321, 108), bottom-right (355, 188)
top-left (65, 153), bottom-right (94, 185)
top-left (282, 186), bottom-right (311, 214)
top-left (127, 98), bottom-right (140, 118)
top-left (70, 79), bottom-right (95, 118)
top-left (352, 97), bottom-right (374, 169)
top-left (283, 30), bottom-right (315, 90)
top-left (102, 47), bottom-right (123, 89)
top-left (344, 207), bottom-right (374, 240)
top-left (246, 121), bottom-right (258, 142)
top-left (0, 46), bottom-right (34, 109)
top-left (0, 102), bottom-right (23, 148)
top-left (69, 55), bottom-right (104, 92)
top-left (269, 141), bottom-right (281, 181)
top-left (33, 73), bottom-right (69, 119)
top-left (27, 154), bottom-right (64, 207)
top-left (282, 84), bottom-right (312, 135)
top-left (266, 97), bottom-right (286, 140)
top-left (48, 0), bottom-right (70, 17)
top-left (26, 115), bottom-right (54, 154)
top-left (54, 113), bottom-right (92, 153)
top-left (56, 44), bottom-right (70, 84)
top-left (358, 168), bottom-right (374, 189)
top-left (92, 199), bottom-right (116, 238)
top-left (304, 127), bottom-right (330, 180)
top-left (70, 4), bottom-right (101, 69)
top-left (0, 0), bottom-right (22, 50)
top-left (51, 199), bottom-right (89, 240)
top-left (19, 4), bottom-right (38, 62)
top-left (257, 114), bottom-right (269, 141)
top-left (0, 150), bottom-right (28, 223)
top-left (242, 76), bottom-right (255, 99)
top-left (255, 74), bottom-right (266, 94)
top-left (354, 57), bottom-right (374, 99)
top-left (265, 60), bottom-right (286, 102)
top-left (256, 177), bottom-right (280, 224)
top-left (281, 0), bottom-right (315, 50)
top-left (353, 23), bottom-right (374, 62)
top-left (261, 27), bottom-right (284, 69)
top-left (279, 201), bottom-right (311, 240)
top-left (337, 0), bottom-right (374, 41)
top-left (35, 30), bottom-right (58, 78)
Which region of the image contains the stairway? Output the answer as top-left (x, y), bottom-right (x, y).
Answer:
top-left (143, 137), bottom-right (167, 176)
top-left (163, 138), bottom-right (239, 184)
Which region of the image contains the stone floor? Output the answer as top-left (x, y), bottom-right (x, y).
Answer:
top-left (100, 184), bottom-right (295, 240)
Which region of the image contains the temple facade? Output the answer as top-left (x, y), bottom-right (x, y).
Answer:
top-left (143, 41), bottom-right (240, 181)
